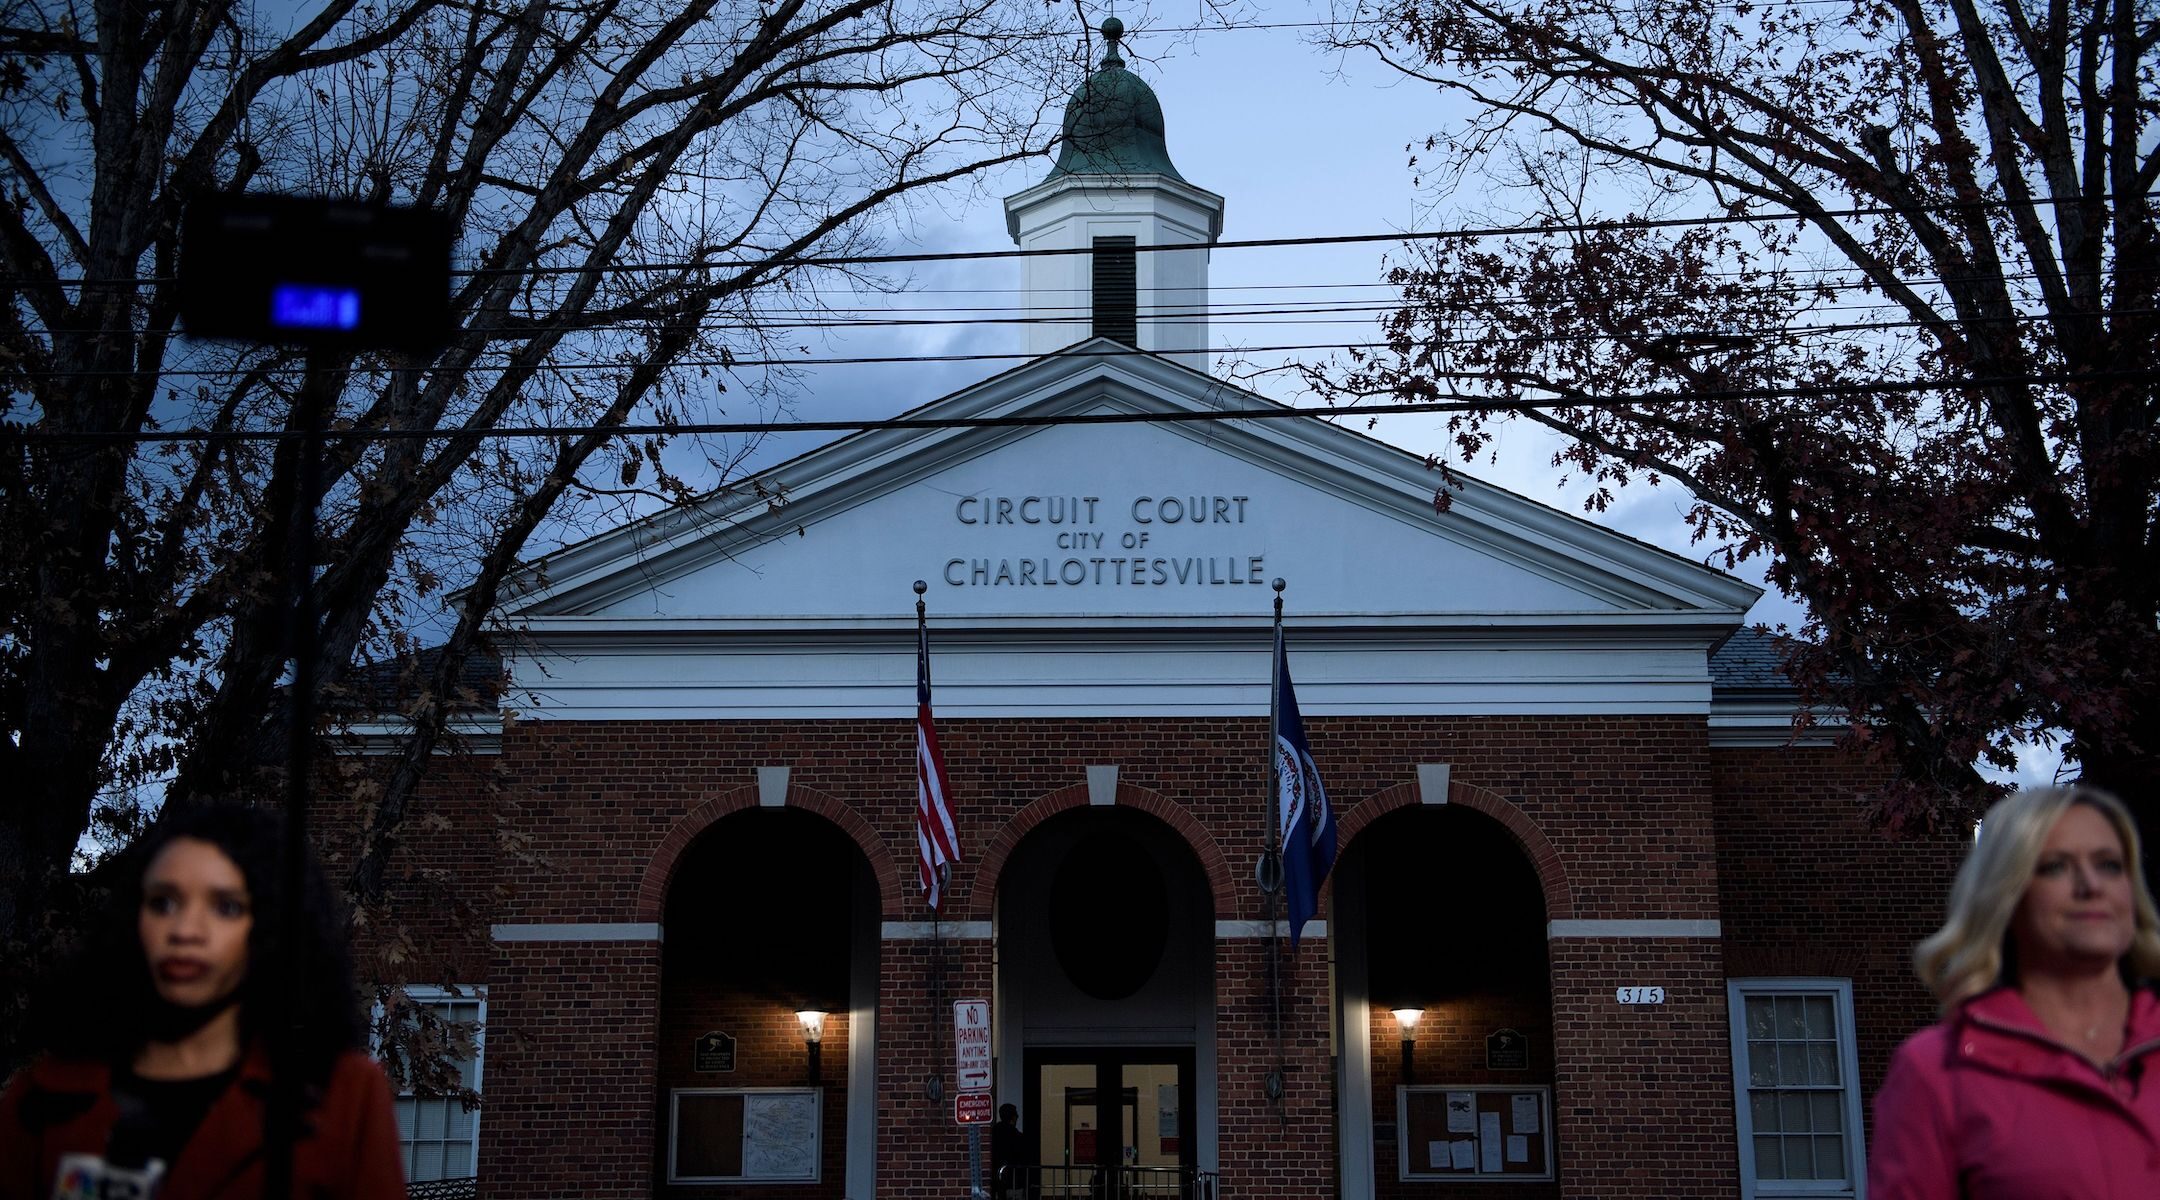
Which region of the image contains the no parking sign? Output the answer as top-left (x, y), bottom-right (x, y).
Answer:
top-left (954, 998), bottom-right (992, 1090)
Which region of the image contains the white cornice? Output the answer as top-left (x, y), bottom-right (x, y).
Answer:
top-left (504, 610), bottom-right (1747, 640)
top-left (329, 718), bottom-right (502, 756)
top-left (1003, 173), bottom-right (1227, 241)
top-left (1707, 696), bottom-right (1846, 747)
top-left (499, 629), bottom-right (1726, 722)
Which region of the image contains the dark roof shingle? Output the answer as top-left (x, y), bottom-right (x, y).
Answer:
top-left (1710, 626), bottom-right (1800, 691)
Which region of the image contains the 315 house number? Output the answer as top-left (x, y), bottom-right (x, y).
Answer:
top-left (1614, 987), bottom-right (1667, 1004)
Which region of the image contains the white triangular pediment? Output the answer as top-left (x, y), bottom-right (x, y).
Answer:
top-left (502, 345), bottom-right (1756, 627)
top-left (494, 346), bottom-right (1759, 720)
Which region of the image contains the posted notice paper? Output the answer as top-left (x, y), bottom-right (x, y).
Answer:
top-left (1511, 1093), bottom-right (1540, 1133)
top-left (1479, 1112), bottom-right (1503, 1173)
top-left (1445, 1092), bottom-right (1476, 1133)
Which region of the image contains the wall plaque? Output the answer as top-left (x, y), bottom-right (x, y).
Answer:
top-left (695, 1030), bottom-right (737, 1073)
top-left (1485, 1028), bottom-right (1529, 1070)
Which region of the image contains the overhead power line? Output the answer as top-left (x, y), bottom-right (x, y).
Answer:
top-left (868, 257), bottom-right (2066, 294)
top-left (19, 262), bottom-right (2105, 335)
top-left (13, 296), bottom-right (2150, 378)
top-left (9, 369), bottom-right (2151, 445)
top-left (22, 293), bottom-right (2100, 340)
top-left (0, 5), bottom-right (1882, 59)
top-left (0, 326), bottom-right (2027, 380)
top-left (16, 193), bottom-right (2139, 289)
top-left (13, 251), bottom-right (2131, 338)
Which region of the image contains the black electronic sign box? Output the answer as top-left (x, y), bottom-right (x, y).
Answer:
top-left (178, 193), bottom-right (452, 351)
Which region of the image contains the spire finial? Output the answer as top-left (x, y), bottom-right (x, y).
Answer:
top-left (1099, 16), bottom-right (1124, 69)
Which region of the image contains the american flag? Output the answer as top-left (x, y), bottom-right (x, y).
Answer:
top-left (916, 618), bottom-right (961, 910)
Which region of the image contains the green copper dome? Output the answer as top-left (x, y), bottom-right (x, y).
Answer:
top-left (1048, 18), bottom-right (1186, 182)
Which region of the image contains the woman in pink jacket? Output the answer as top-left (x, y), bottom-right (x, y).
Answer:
top-left (1869, 785), bottom-right (2160, 1198)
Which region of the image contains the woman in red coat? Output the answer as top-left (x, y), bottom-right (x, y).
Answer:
top-left (1868, 785), bottom-right (2160, 1198)
top-left (1, 804), bottom-right (406, 1199)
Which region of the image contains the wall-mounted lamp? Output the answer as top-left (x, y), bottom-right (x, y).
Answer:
top-left (1392, 1008), bottom-right (1424, 1085)
top-left (797, 1009), bottom-right (826, 1085)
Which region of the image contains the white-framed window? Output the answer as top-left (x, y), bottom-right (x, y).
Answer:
top-left (1727, 978), bottom-right (1866, 1199)
top-left (668, 1087), bottom-right (822, 1183)
top-left (390, 985), bottom-right (485, 1183)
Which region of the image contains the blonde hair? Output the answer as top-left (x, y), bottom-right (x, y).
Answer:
top-left (1915, 786), bottom-right (2160, 1012)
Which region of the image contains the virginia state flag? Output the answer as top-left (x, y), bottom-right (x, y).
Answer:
top-left (1274, 627), bottom-right (1336, 948)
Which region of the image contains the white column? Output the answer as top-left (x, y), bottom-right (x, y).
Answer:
top-left (1335, 849), bottom-right (1375, 1200)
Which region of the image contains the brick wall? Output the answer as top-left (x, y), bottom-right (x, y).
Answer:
top-left (1710, 746), bottom-right (1966, 1141)
top-left (1212, 939), bottom-right (1335, 1199)
top-left (492, 715), bottom-right (1721, 930)
top-left (480, 939), bottom-right (661, 1199)
top-left (319, 750), bottom-right (502, 987)
top-left (341, 713), bottom-right (1935, 1199)
top-left (877, 937), bottom-right (991, 1198)
top-left (1548, 938), bottom-right (1735, 1198)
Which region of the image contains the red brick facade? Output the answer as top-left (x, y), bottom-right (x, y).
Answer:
top-left (483, 940), bottom-right (661, 1198)
top-left (1710, 746), bottom-right (1964, 1145)
top-left (354, 711), bottom-right (1962, 1199)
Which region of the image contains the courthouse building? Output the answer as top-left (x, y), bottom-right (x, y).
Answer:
top-left (365, 24), bottom-right (1967, 1200)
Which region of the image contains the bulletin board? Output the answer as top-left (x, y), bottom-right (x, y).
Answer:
top-left (1397, 1085), bottom-right (1553, 1181)
top-left (668, 1088), bottom-right (822, 1183)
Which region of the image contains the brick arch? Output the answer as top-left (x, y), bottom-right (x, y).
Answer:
top-left (1336, 778), bottom-right (1573, 920)
top-left (963, 782), bottom-right (1236, 921)
top-left (637, 783), bottom-right (906, 923)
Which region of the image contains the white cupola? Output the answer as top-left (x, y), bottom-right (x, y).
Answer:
top-left (1004, 18), bottom-right (1225, 372)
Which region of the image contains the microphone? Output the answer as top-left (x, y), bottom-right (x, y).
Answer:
top-left (46, 1152), bottom-right (165, 1200)
top-left (46, 1096), bottom-right (167, 1200)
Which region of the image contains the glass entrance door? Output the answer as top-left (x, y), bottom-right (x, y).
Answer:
top-left (1023, 1049), bottom-right (1194, 1198)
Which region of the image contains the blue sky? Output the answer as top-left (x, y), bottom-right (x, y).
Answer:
top-left (705, 7), bottom-right (2065, 788)
top-left (733, 12), bottom-right (1796, 618)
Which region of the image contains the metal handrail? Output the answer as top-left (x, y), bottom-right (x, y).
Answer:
top-left (997, 1164), bottom-right (1220, 1199)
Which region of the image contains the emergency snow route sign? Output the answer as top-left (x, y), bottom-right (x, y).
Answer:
top-left (954, 998), bottom-right (992, 1090)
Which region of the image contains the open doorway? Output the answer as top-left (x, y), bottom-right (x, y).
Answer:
top-left (656, 808), bottom-right (878, 1198)
top-left (995, 807), bottom-right (1217, 1198)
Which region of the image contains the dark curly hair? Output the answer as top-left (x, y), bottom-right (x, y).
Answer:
top-left (42, 803), bottom-right (363, 1083)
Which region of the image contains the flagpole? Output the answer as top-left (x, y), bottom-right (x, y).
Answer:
top-left (1268, 579), bottom-right (1284, 874)
top-left (915, 580), bottom-right (949, 996)
top-left (1264, 578), bottom-right (1287, 1111)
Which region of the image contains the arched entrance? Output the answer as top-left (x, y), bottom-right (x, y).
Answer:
top-left (993, 807), bottom-right (1217, 1198)
top-left (1336, 805), bottom-right (1557, 1199)
top-left (655, 808), bottom-right (880, 1199)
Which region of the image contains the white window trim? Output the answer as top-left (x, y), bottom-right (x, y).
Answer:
top-left (1727, 977), bottom-right (1866, 1200)
top-left (383, 984), bottom-right (486, 1183)
top-left (667, 1087), bottom-right (824, 1184)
